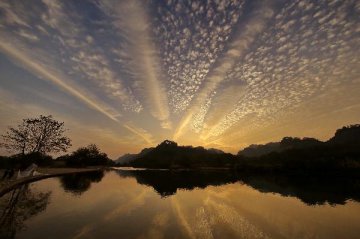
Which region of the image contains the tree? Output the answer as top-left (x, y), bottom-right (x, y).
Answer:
top-left (64, 144), bottom-right (112, 167)
top-left (0, 115), bottom-right (71, 155)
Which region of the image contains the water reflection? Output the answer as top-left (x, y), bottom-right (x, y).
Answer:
top-left (116, 169), bottom-right (239, 197)
top-left (240, 174), bottom-right (360, 205)
top-left (0, 185), bottom-right (51, 239)
top-left (116, 169), bottom-right (360, 205)
top-left (59, 171), bottom-right (104, 195)
top-left (1, 170), bottom-right (360, 239)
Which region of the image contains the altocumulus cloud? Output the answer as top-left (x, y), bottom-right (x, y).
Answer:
top-left (0, 0), bottom-right (359, 153)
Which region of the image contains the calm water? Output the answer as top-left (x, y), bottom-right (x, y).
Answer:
top-left (1, 169), bottom-right (360, 239)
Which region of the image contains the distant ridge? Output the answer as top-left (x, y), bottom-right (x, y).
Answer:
top-left (328, 124), bottom-right (360, 145)
top-left (117, 140), bottom-right (235, 168)
top-left (116, 147), bottom-right (154, 164)
top-left (238, 124), bottom-right (360, 157)
top-left (116, 124), bottom-right (360, 173)
top-left (238, 137), bottom-right (322, 157)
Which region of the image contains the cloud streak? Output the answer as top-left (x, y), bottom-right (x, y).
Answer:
top-left (100, 0), bottom-right (172, 129)
top-left (0, 42), bottom-right (153, 145)
top-left (40, 0), bottom-right (143, 113)
top-left (123, 123), bottom-right (154, 145)
top-left (0, 41), bottom-right (121, 122)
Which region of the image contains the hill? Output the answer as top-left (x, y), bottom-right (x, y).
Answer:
top-left (328, 124), bottom-right (360, 145)
top-left (118, 124), bottom-right (360, 173)
top-left (236, 124), bottom-right (360, 173)
top-left (238, 124), bottom-right (360, 157)
top-left (123, 140), bottom-right (236, 169)
top-left (238, 137), bottom-right (322, 157)
top-left (116, 147), bottom-right (154, 164)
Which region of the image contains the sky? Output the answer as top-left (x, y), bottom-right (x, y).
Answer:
top-left (0, 0), bottom-right (359, 159)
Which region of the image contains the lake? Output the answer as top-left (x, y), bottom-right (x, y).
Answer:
top-left (1, 169), bottom-right (360, 239)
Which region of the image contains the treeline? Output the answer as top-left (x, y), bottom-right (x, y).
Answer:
top-left (0, 144), bottom-right (115, 169)
top-left (121, 124), bottom-right (360, 174)
top-left (235, 124), bottom-right (360, 174)
top-left (1, 115), bottom-right (359, 173)
top-left (125, 140), bottom-right (237, 169)
top-left (236, 142), bottom-right (360, 174)
top-left (0, 115), bottom-right (114, 169)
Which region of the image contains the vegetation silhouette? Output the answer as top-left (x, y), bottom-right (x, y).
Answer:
top-left (0, 116), bottom-right (113, 169)
top-left (121, 140), bottom-right (236, 169)
top-left (236, 124), bottom-right (360, 174)
top-left (0, 185), bottom-right (51, 239)
top-left (116, 147), bottom-right (154, 165)
top-left (0, 144), bottom-right (114, 169)
top-left (58, 144), bottom-right (114, 167)
top-left (120, 124), bottom-right (360, 174)
top-left (0, 152), bottom-right (54, 169)
top-left (59, 171), bottom-right (105, 195)
top-left (0, 115), bottom-right (71, 155)
top-left (116, 169), bottom-right (360, 205)
top-left (238, 137), bottom-right (322, 157)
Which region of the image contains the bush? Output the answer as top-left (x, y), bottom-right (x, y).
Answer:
top-left (0, 152), bottom-right (54, 169)
top-left (63, 144), bottom-right (113, 167)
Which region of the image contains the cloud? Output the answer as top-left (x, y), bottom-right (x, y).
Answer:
top-left (0, 41), bottom-right (121, 122)
top-left (155, 0), bottom-right (245, 113)
top-left (199, 85), bottom-right (246, 138)
top-left (202, 0), bottom-right (360, 140)
top-left (1, 0), bottom-right (359, 153)
top-left (123, 122), bottom-right (154, 145)
top-left (174, 1), bottom-right (274, 140)
top-left (0, 40), bottom-right (156, 145)
top-left (40, 0), bottom-right (143, 112)
top-left (16, 29), bottom-right (39, 41)
top-left (0, 1), bottom-right (29, 27)
top-left (99, 0), bottom-right (172, 129)
top-left (0, 0), bottom-right (158, 144)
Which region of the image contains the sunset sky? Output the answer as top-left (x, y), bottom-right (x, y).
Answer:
top-left (0, 0), bottom-right (359, 158)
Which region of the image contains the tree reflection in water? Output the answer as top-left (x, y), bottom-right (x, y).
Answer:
top-left (0, 184), bottom-right (51, 239)
top-left (59, 171), bottom-right (104, 195)
top-left (116, 169), bottom-right (360, 205)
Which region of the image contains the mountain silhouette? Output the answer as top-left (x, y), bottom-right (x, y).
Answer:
top-left (116, 147), bottom-right (154, 164)
top-left (117, 124), bottom-right (360, 173)
top-left (238, 137), bottom-right (322, 157)
top-left (328, 124), bottom-right (360, 145)
top-left (119, 140), bottom-right (236, 169)
top-left (238, 124), bottom-right (360, 157)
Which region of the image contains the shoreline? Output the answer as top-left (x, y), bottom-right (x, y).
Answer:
top-left (0, 167), bottom-right (103, 197)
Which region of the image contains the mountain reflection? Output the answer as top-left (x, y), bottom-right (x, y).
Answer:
top-left (240, 174), bottom-right (360, 205)
top-left (116, 169), bottom-right (360, 205)
top-left (59, 171), bottom-right (104, 195)
top-left (0, 185), bottom-right (51, 239)
top-left (117, 169), bottom-right (239, 197)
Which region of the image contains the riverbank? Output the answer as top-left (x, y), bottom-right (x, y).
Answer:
top-left (0, 167), bottom-right (104, 197)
